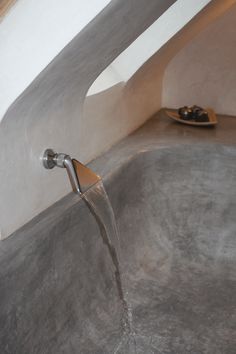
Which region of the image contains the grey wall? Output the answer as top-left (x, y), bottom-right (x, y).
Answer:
top-left (163, 3), bottom-right (236, 115)
top-left (0, 0), bottom-right (176, 239)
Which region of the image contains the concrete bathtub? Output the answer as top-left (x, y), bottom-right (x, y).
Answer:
top-left (0, 112), bottom-right (236, 353)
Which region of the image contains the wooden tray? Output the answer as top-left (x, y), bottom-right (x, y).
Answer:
top-left (165, 108), bottom-right (217, 126)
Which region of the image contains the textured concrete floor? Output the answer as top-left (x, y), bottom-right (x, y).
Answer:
top-left (0, 112), bottom-right (235, 353)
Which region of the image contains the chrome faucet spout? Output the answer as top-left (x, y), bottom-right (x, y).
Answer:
top-left (63, 155), bottom-right (82, 195)
top-left (42, 149), bottom-right (100, 195)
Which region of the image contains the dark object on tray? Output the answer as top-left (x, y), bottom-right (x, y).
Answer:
top-left (178, 105), bottom-right (209, 122)
top-left (166, 106), bottom-right (217, 126)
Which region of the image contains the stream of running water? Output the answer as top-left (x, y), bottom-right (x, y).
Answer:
top-left (82, 181), bottom-right (138, 353)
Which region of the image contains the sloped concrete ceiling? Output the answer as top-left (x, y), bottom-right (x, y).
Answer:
top-left (163, 2), bottom-right (236, 115)
top-left (0, 0), bottom-right (176, 239)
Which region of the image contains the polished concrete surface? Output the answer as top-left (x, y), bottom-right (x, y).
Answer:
top-left (0, 111), bottom-right (235, 353)
top-left (111, 146), bottom-right (236, 353)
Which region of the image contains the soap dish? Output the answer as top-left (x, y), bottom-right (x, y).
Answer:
top-left (165, 108), bottom-right (217, 126)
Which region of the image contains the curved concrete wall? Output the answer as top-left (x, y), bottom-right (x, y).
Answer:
top-left (88, 0), bottom-right (212, 95)
top-left (0, 0), bottom-right (111, 120)
top-left (163, 3), bottom-right (236, 115)
top-left (0, 0), bottom-right (176, 239)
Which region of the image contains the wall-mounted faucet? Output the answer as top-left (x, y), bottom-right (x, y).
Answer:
top-left (42, 149), bottom-right (101, 195)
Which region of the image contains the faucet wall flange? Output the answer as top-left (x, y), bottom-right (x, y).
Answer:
top-left (43, 149), bottom-right (69, 169)
top-left (43, 149), bottom-right (57, 169)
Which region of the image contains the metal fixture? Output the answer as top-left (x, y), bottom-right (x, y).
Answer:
top-left (42, 149), bottom-right (101, 195)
